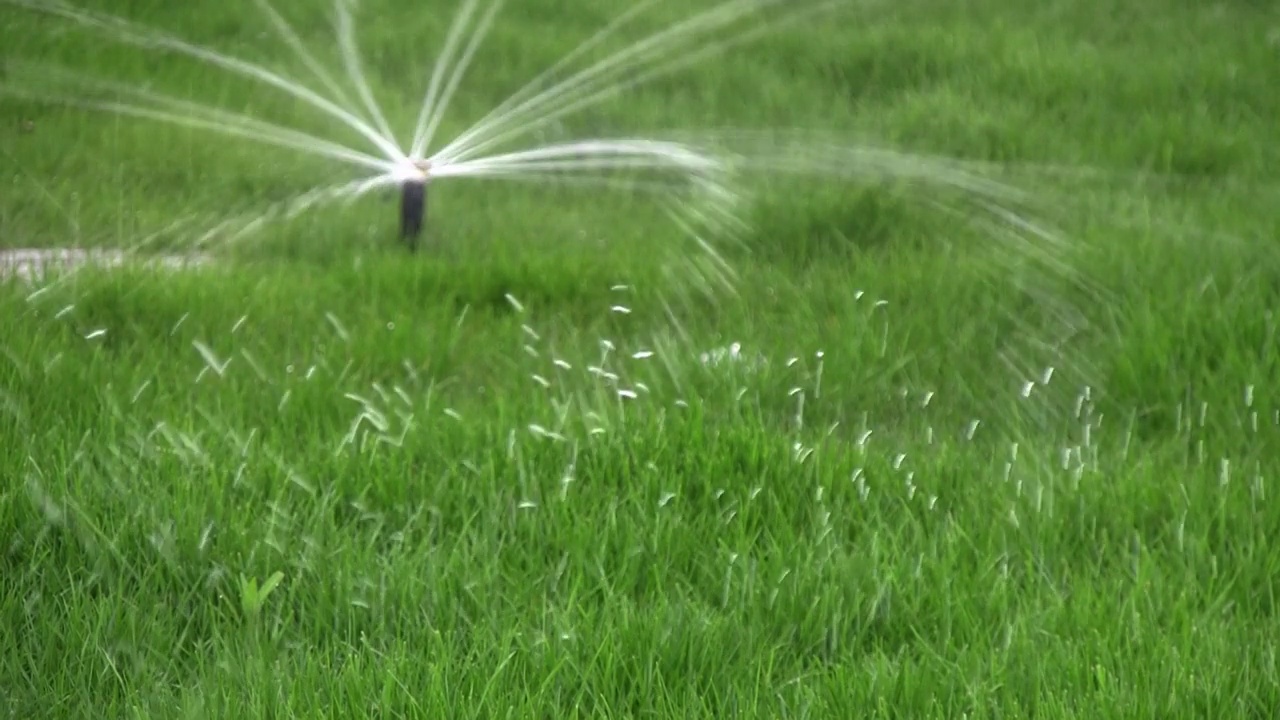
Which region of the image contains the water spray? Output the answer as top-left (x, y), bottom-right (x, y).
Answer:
top-left (1, 0), bottom-right (852, 257)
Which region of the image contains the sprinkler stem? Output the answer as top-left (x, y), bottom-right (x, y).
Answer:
top-left (399, 179), bottom-right (427, 252)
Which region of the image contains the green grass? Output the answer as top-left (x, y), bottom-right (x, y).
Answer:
top-left (3, 0), bottom-right (1280, 717)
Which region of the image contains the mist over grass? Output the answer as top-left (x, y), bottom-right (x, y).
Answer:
top-left (2, 0), bottom-right (1279, 717)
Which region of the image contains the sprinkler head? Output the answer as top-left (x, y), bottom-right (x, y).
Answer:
top-left (399, 160), bottom-right (431, 252)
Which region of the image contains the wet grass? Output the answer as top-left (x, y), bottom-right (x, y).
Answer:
top-left (2, 0), bottom-right (1280, 717)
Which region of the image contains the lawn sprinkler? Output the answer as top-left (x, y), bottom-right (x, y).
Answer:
top-left (399, 160), bottom-right (431, 252)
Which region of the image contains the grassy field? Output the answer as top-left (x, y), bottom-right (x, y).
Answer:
top-left (2, 0), bottom-right (1280, 716)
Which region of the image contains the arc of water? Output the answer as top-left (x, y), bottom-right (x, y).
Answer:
top-left (3, 91), bottom-right (397, 175)
top-left (435, 139), bottom-right (724, 179)
top-left (407, 0), bottom-right (483, 159)
top-left (439, 0), bottom-right (849, 169)
top-left (409, 0), bottom-right (507, 160)
top-left (432, 0), bottom-right (828, 166)
top-left (5, 0), bottom-right (407, 164)
top-left (417, 0), bottom-right (660, 159)
top-left (250, 0), bottom-right (358, 112)
top-left (215, 173), bottom-right (402, 246)
top-left (1, 63), bottom-right (397, 174)
top-left (333, 0), bottom-right (398, 144)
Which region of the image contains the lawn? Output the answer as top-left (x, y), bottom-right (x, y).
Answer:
top-left (2, 0), bottom-right (1280, 717)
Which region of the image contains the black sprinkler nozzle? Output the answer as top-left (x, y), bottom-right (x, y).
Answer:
top-left (400, 180), bottom-right (427, 252)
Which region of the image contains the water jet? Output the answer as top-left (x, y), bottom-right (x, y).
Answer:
top-left (1, 0), bottom-right (844, 261)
